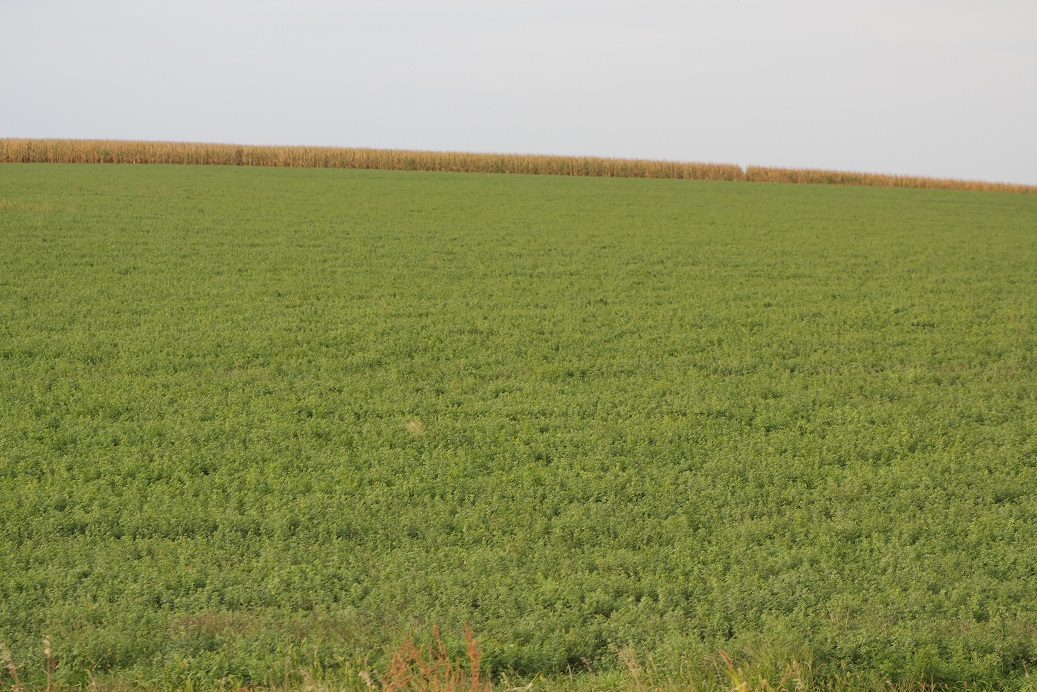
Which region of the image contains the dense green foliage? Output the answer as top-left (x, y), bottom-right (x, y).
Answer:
top-left (1, 164), bottom-right (1036, 689)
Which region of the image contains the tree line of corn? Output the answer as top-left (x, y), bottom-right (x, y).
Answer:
top-left (3, 138), bottom-right (1033, 193)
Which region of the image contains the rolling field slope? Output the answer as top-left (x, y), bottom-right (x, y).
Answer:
top-left (1, 164), bottom-right (1036, 689)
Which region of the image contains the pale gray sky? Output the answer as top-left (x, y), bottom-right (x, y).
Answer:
top-left (4, 0), bottom-right (1036, 184)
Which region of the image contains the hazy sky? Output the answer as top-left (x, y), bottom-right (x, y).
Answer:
top-left (4, 0), bottom-right (1036, 184)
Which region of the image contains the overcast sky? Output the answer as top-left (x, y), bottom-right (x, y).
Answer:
top-left (4, 0), bottom-right (1036, 184)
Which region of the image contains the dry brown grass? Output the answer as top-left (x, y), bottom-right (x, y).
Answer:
top-left (379, 624), bottom-right (489, 692)
top-left (0, 642), bottom-right (23, 692)
top-left (1, 638), bottom-right (59, 692)
top-left (406, 418), bottom-right (426, 439)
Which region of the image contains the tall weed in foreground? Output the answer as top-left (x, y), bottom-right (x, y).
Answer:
top-left (379, 625), bottom-right (489, 692)
top-left (1, 639), bottom-right (60, 692)
top-left (0, 643), bottom-right (23, 692)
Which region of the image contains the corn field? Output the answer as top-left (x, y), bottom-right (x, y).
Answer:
top-left (3, 138), bottom-right (1033, 193)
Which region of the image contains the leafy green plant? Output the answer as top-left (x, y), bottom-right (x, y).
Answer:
top-left (1, 163), bottom-right (1035, 689)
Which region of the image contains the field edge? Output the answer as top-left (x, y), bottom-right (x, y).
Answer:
top-left (2, 138), bottom-right (1034, 194)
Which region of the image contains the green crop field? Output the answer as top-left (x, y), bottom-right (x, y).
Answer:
top-left (1, 164), bottom-right (1036, 690)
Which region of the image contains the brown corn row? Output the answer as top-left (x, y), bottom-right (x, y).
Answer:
top-left (0, 138), bottom-right (740, 180)
top-left (1, 138), bottom-right (1033, 193)
top-left (744, 165), bottom-right (1036, 194)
